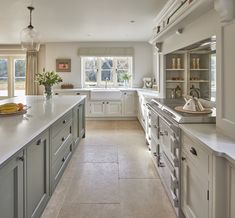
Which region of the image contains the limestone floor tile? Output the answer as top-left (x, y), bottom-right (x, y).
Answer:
top-left (41, 177), bottom-right (72, 218)
top-left (64, 163), bottom-right (119, 204)
top-left (115, 120), bottom-right (142, 130)
top-left (120, 179), bottom-right (177, 218)
top-left (86, 120), bottom-right (116, 130)
top-left (74, 144), bottom-right (118, 163)
top-left (57, 203), bottom-right (121, 218)
top-left (119, 159), bottom-right (159, 179)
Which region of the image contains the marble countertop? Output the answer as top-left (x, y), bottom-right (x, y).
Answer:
top-left (54, 87), bottom-right (159, 95)
top-left (180, 123), bottom-right (235, 164)
top-left (0, 95), bottom-right (85, 168)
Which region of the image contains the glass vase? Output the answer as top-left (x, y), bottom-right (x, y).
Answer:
top-left (44, 85), bottom-right (53, 100)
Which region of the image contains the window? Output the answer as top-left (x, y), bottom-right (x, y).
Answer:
top-left (82, 56), bottom-right (132, 87)
top-left (0, 56), bottom-right (26, 98)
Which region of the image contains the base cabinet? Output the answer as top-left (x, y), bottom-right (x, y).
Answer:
top-left (26, 131), bottom-right (50, 218)
top-left (181, 152), bottom-right (209, 218)
top-left (181, 132), bottom-right (211, 218)
top-left (122, 92), bottom-right (136, 116)
top-left (89, 101), bottom-right (122, 117)
top-left (73, 101), bottom-right (86, 146)
top-left (0, 152), bottom-right (24, 218)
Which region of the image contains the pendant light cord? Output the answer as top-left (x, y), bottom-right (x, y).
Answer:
top-left (27, 6), bottom-right (34, 29)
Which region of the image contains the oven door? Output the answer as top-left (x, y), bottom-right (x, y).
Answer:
top-left (158, 152), bottom-right (179, 210)
top-left (159, 116), bottom-right (179, 167)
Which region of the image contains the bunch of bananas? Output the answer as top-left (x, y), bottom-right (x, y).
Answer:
top-left (0, 103), bottom-right (24, 114)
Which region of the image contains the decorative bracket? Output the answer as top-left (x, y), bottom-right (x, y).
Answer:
top-left (214, 0), bottom-right (234, 23)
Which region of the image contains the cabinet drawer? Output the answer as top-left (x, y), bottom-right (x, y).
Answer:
top-left (182, 133), bottom-right (210, 176)
top-left (51, 111), bottom-right (72, 138)
top-left (51, 140), bottom-right (73, 192)
top-left (51, 121), bottom-right (72, 163)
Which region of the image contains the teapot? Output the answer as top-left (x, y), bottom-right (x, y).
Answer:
top-left (183, 96), bottom-right (205, 112)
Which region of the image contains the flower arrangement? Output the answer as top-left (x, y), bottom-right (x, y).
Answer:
top-left (121, 73), bottom-right (132, 81)
top-left (36, 69), bottom-right (63, 99)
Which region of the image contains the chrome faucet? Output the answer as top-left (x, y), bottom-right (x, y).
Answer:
top-left (105, 77), bottom-right (109, 88)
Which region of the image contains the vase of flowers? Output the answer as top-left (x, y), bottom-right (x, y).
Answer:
top-left (36, 70), bottom-right (63, 99)
top-left (121, 73), bottom-right (132, 88)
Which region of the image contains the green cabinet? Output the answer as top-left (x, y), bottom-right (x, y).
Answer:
top-left (0, 151), bottom-right (24, 218)
top-left (26, 131), bottom-right (50, 218)
top-left (73, 100), bottom-right (85, 147)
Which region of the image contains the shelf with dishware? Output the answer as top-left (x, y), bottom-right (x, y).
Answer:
top-left (164, 38), bottom-right (215, 101)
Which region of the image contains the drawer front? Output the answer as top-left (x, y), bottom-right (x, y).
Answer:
top-left (51, 121), bottom-right (72, 163)
top-left (51, 111), bottom-right (72, 138)
top-left (51, 140), bottom-right (73, 192)
top-left (182, 133), bottom-right (210, 177)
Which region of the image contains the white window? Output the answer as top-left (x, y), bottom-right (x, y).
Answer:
top-left (0, 55), bottom-right (26, 98)
top-left (82, 56), bottom-right (132, 87)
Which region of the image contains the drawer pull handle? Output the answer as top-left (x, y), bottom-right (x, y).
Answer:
top-left (62, 137), bottom-right (65, 142)
top-left (160, 130), bottom-right (168, 136)
top-left (63, 120), bottom-right (66, 124)
top-left (190, 147), bottom-right (197, 156)
top-left (62, 157), bottom-right (66, 162)
top-left (36, 139), bottom-right (41, 145)
top-left (182, 157), bottom-right (186, 161)
top-left (76, 93), bottom-right (80, 95)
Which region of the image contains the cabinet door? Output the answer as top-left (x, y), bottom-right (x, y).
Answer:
top-left (181, 152), bottom-right (209, 218)
top-left (0, 152), bottom-right (24, 218)
top-left (105, 101), bottom-right (122, 116)
top-left (90, 101), bottom-right (106, 117)
top-left (78, 103), bottom-right (85, 139)
top-left (123, 92), bottom-right (136, 116)
top-left (228, 165), bottom-right (235, 218)
top-left (26, 131), bottom-right (50, 218)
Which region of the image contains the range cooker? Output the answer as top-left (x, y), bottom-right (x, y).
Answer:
top-left (147, 98), bottom-right (216, 217)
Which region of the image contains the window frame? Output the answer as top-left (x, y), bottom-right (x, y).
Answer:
top-left (0, 55), bottom-right (26, 98)
top-left (82, 56), bottom-right (133, 88)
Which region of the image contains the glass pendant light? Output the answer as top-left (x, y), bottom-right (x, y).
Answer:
top-left (21, 6), bottom-right (40, 52)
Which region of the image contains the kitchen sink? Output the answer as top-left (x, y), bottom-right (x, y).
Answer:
top-left (90, 88), bottom-right (122, 100)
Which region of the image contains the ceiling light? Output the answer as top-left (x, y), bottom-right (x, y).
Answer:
top-left (20, 6), bottom-right (40, 52)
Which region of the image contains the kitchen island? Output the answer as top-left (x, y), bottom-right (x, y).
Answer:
top-left (0, 95), bottom-right (86, 218)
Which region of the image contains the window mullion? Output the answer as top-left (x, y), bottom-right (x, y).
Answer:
top-left (97, 58), bottom-right (101, 87)
top-left (113, 58), bottom-right (117, 87)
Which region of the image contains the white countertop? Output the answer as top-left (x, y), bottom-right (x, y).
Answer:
top-left (180, 124), bottom-right (235, 164)
top-left (54, 87), bottom-right (159, 95)
top-left (0, 95), bottom-right (85, 168)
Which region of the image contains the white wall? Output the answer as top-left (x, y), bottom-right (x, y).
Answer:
top-left (42, 42), bottom-right (153, 88)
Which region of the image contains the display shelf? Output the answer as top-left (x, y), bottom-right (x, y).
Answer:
top-left (190, 69), bottom-right (209, 71)
top-left (190, 80), bottom-right (209, 83)
top-left (166, 80), bottom-right (185, 83)
top-left (166, 69), bottom-right (185, 71)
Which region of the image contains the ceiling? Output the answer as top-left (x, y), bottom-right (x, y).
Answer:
top-left (0, 0), bottom-right (166, 44)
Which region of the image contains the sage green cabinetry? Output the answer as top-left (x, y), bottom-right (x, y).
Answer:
top-left (50, 110), bottom-right (74, 193)
top-left (73, 100), bottom-right (85, 148)
top-left (0, 151), bottom-right (24, 218)
top-left (26, 131), bottom-right (50, 218)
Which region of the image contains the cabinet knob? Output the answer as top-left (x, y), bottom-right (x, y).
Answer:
top-left (63, 120), bottom-right (66, 124)
top-left (62, 157), bottom-right (66, 162)
top-left (107, 102), bottom-right (109, 104)
top-left (62, 137), bottom-right (65, 142)
top-left (17, 156), bottom-right (24, 162)
top-left (181, 157), bottom-right (186, 161)
top-left (36, 139), bottom-right (41, 145)
top-left (103, 102), bottom-right (105, 104)
top-left (190, 147), bottom-right (197, 156)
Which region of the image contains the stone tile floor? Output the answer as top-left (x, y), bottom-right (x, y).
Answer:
top-left (42, 120), bottom-right (176, 218)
